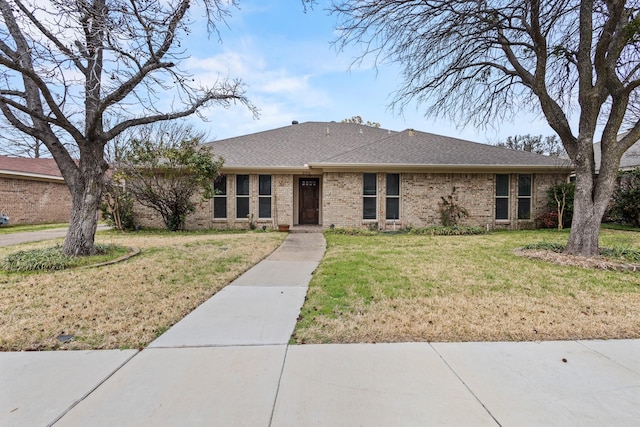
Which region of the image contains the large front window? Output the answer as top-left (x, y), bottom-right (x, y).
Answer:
top-left (213, 175), bottom-right (227, 219)
top-left (518, 174), bottom-right (532, 220)
top-left (363, 173), bottom-right (377, 220)
top-left (386, 173), bottom-right (400, 220)
top-left (236, 174), bottom-right (249, 219)
top-left (258, 175), bottom-right (272, 218)
top-left (495, 174), bottom-right (509, 220)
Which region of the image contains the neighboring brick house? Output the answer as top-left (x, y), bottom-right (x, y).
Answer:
top-left (0, 155), bottom-right (71, 225)
top-left (136, 121), bottom-right (573, 231)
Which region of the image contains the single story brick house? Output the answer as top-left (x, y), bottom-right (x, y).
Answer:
top-left (149, 121), bottom-right (569, 231)
top-left (0, 155), bottom-right (72, 225)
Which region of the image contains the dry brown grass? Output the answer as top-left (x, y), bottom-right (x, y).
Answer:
top-left (297, 293), bottom-right (640, 343)
top-left (0, 232), bottom-right (284, 351)
top-left (293, 229), bottom-right (640, 344)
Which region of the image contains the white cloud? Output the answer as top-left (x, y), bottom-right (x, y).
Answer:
top-left (182, 33), bottom-right (340, 140)
top-left (179, 1), bottom-right (564, 144)
top-left (261, 74), bottom-right (308, 94)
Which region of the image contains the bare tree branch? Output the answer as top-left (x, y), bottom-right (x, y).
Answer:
top-left (325, 0), bottom-right (640, 257)
top-left (0, 0), bottom-right (254, 255)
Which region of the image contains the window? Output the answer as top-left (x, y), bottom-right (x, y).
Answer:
top-left (213, 175), bottom-right (227, 219)
top-left (386, 173), bottom-right (400, 220)
top-left (236, 174), bottom-right (249, 219)
top-left (258, 175), bottom-right (272, 218)
top-left (363, 173), bottom-right (377, 220)
top-left (495, 174), bottom-right (509, 220)
top-left (518, 174), bottom-right (532, 220)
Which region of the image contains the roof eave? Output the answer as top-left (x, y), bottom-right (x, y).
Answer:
top-left (0, 170), bottom-right (65, 182)
top-left (220, 165), bottom-right (314, 174)
top-left (306, 163), bottom-right (573, 173)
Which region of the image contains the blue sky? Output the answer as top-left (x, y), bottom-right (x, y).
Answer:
top-left (182, 0), bottom-right (557, 144)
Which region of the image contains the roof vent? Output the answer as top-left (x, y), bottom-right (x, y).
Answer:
top-left (292, 120), bottom-right (299, 125)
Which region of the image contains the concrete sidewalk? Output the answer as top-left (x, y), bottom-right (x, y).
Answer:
top-left (0, 225), bottom-right (110, 247)
top-left (2, 232), bottom-right (640, 426)
top-left (0, 227), bottom-right (70, 247)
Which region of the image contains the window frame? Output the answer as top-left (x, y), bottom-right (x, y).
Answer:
top-left (385, 173), bottom-right (400, 221)
top-left (236, 174), bottom-right (250, 219)
top-left (363, 173), bottom-right (377, 220)
top-left (213, 175), bottom-right (227, 219)
top-left (517, 174), bottom-right (532, 220)
top-left (258, 174), bottom-right (272, 219)
top-left (495, 174), bottom-right (510, 221)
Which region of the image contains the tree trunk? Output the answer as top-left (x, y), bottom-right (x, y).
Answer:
top-left (565, 204), bottom-right (601, 257)
top-left (564, 163), bottom-right (615, 258)
top-left (62, 150), bottom-right (107, 256)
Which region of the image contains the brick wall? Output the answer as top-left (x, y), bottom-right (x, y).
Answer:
top-left (322, 172), bottom-right (362, 228)
top-left (133, 171), bottom-right (569, 231)
top-left (133, 191), bottom-right (215, 230)
top-left (400, 173), bottom-right (495, 229)
top-left (274, 174), bottom-right (294, 226)
top-left (133, 173), bottom-right (296, 231)
top-left (321, 171), bottom-right (569, 230)
top-left (0, 176), bottom-right (71, 224)
top-left (529, 172), bottom-right (570, 227)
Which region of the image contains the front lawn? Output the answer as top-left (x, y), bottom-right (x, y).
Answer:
top-left (292, 228), bottom-right (640, 344)
top-left (0, 231), bottom-right (285, 351)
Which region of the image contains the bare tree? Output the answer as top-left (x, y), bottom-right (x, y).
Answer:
top-left (311, 0), bottom-right (640, 257)
top-left (0, 129), bottom-right (46, 158)
top-left (0, 0), bottom-right (256, 255)
top-left (497, 134), bottom-right (566, 156)
top-left (341, 115), bottom-right (381, 127)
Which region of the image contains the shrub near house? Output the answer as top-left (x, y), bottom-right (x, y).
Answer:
top-left (609, 169), bottom-right (640, 228)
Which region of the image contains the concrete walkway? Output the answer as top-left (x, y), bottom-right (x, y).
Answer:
top-left (0, 225), bottom-right (110, 247)
top-left (1, 232), bottom-right (640, 426)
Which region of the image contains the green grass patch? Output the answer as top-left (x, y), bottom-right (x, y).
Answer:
top-left (1, 244), bottom-right (129, 272)
top-left (602, 223), bottom-right (640, 232)
top-left (324, 227), bottom-right (378, 236)
top-left (524, 240), bottom-right (640, 263)
top-left (0, 222), bottom-right (69, 235)
top-left (601, 246), bottom-right (640, 263)
top-left (522, 241), bottom-right (566, 252)
top-left (325, 225), bottom-right (487, 236)
top-left (407, 225), bottom-right (488, 235)
top-left (101, 227), bottom-right (254, 237)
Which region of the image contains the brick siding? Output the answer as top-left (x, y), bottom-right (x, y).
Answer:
top-left (322, 172), bottom-right (362, 228)
top-left (0, 176), bottom-right (71, 224)
top-left (132, 171), bottom-right (569, 231)
top-left (321, 171), bottom-right (568, 230)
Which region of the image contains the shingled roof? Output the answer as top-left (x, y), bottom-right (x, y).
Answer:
top-left (206, 121), bottom-right (573, 172)
top-left (593, 132), bottom-right (640, 173)
top-left (204, 121), bottom-right (395, 170)
top-left (0, 155), bottom-right (64, 180)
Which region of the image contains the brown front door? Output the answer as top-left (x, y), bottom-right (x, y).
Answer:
top-left (299, 178), bottom-right (319, 224)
